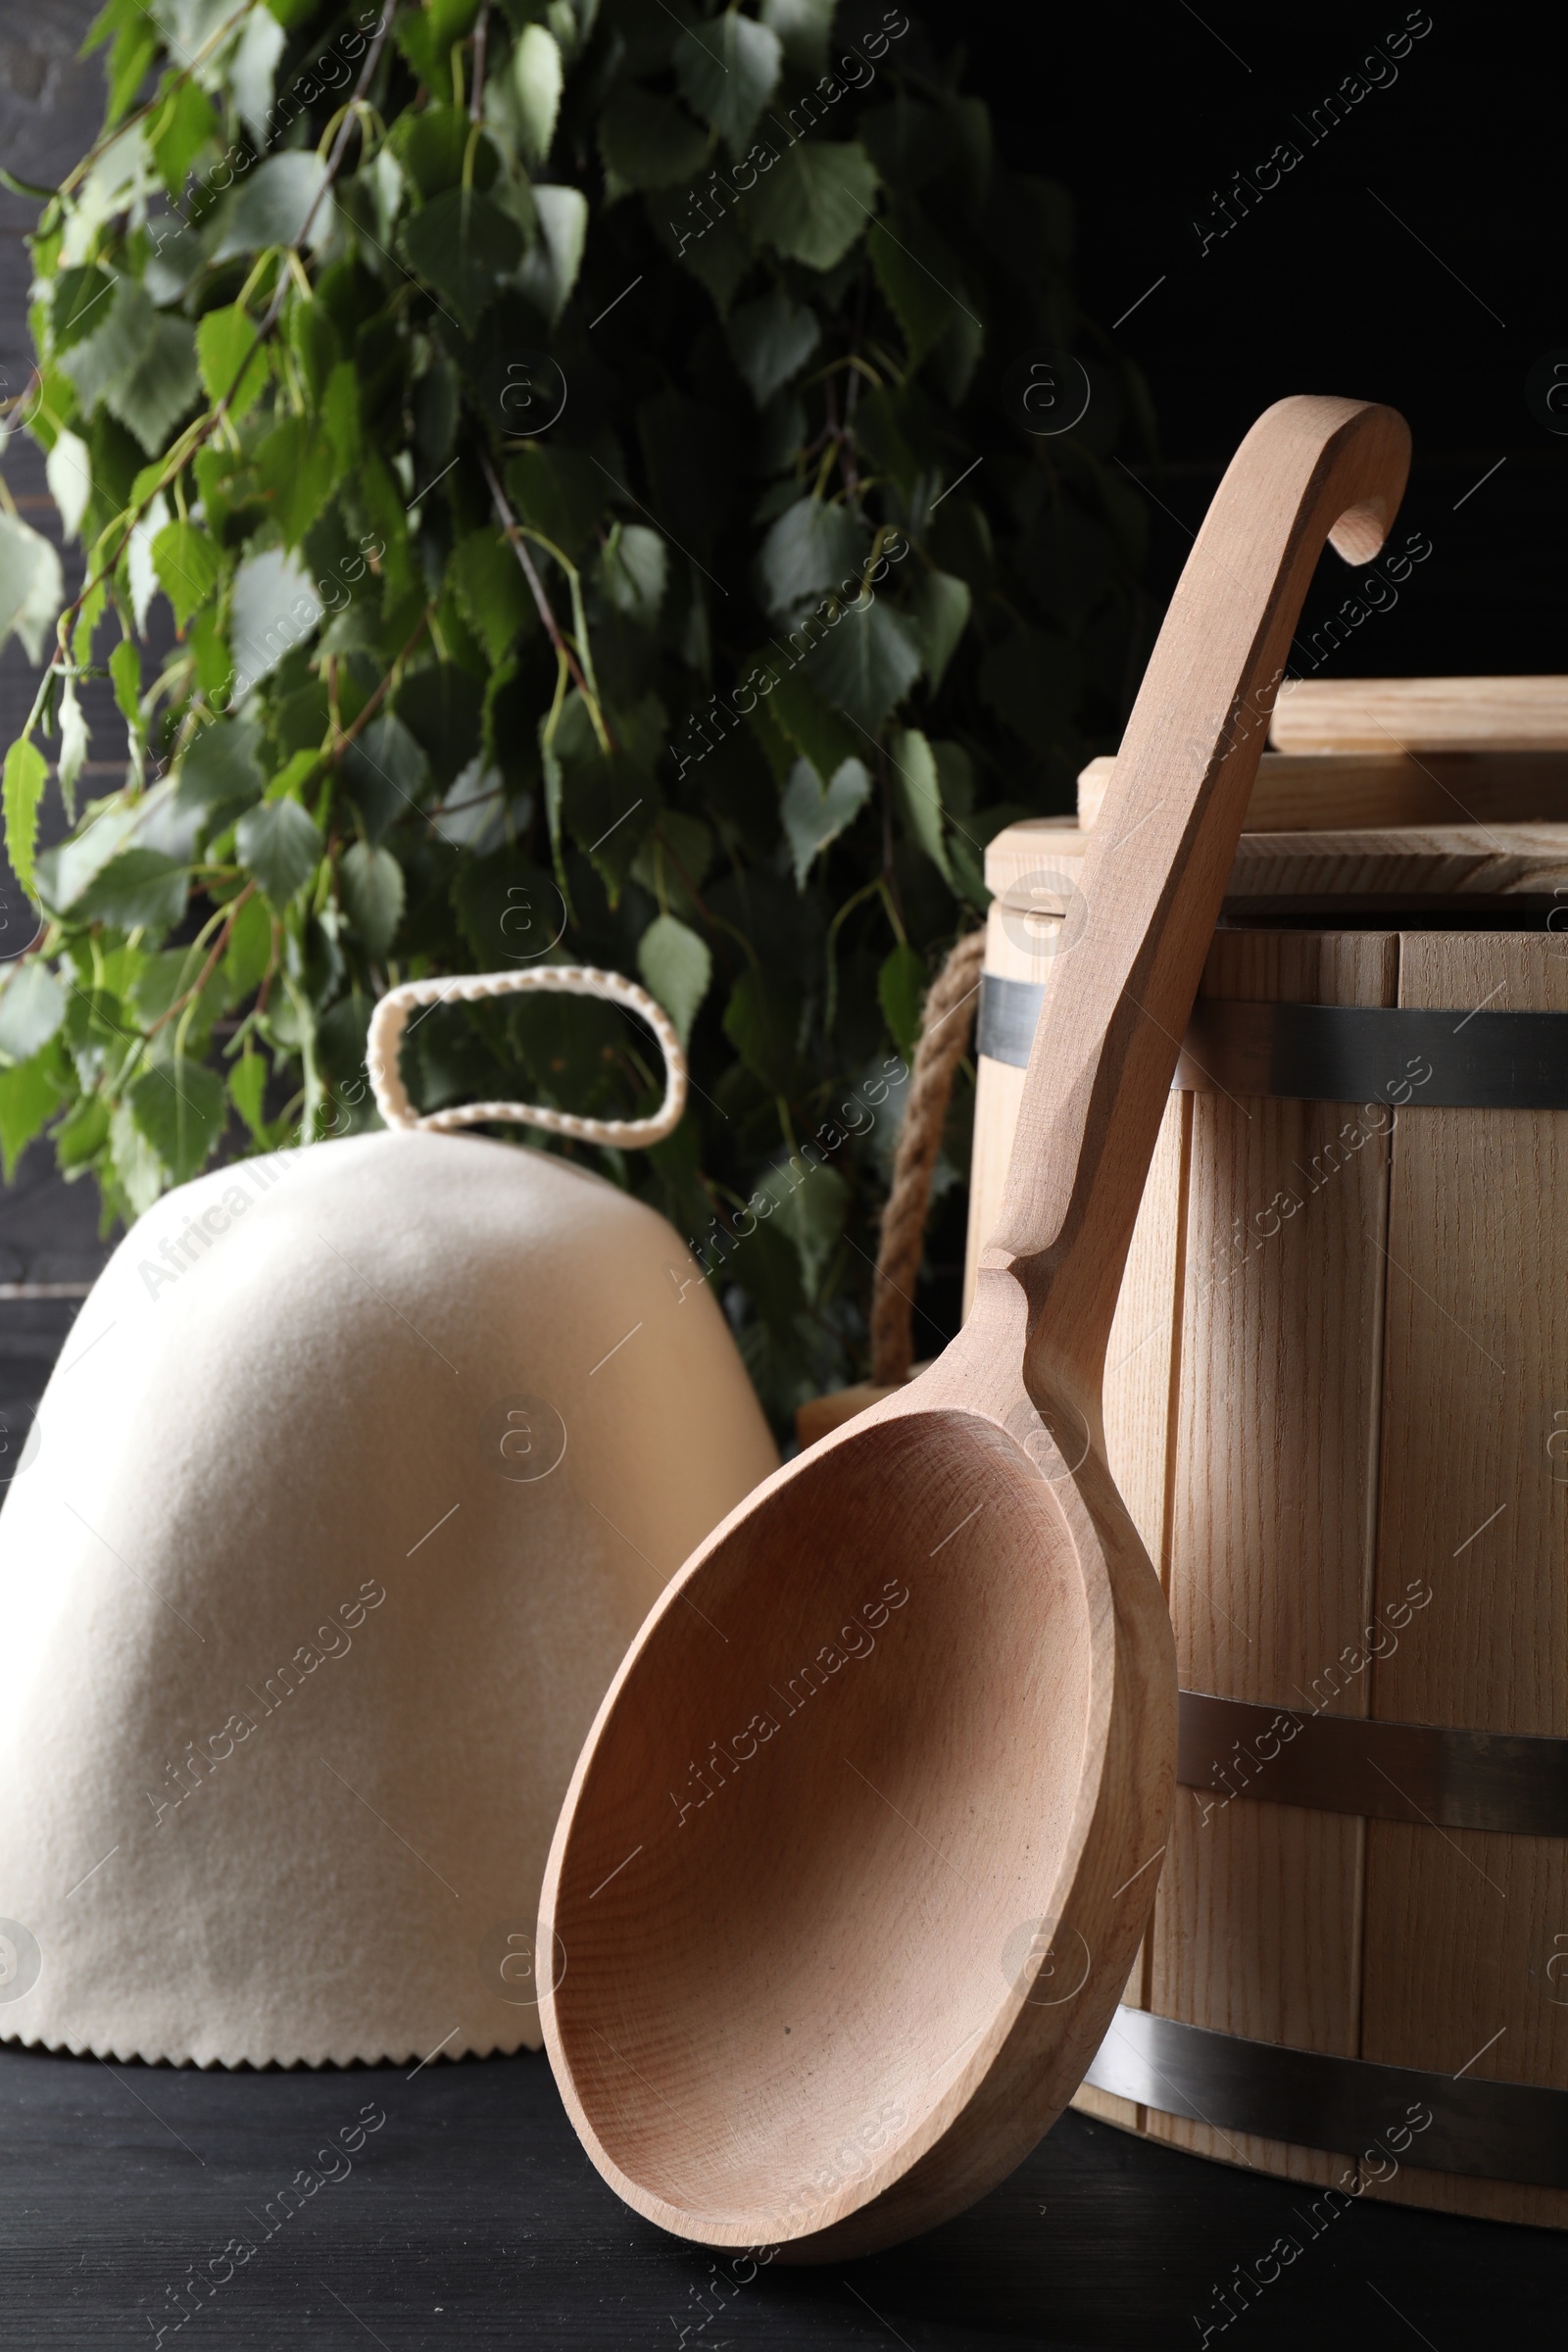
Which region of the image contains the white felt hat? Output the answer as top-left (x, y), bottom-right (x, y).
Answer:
top-left (0, 969), bottom-right (776, 2065)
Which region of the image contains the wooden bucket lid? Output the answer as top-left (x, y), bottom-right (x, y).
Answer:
top-left (990, 677), bottom-right (1568, 911)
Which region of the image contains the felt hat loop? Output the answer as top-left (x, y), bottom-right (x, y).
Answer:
top-left (368, 967), bottom-right (688, 1149)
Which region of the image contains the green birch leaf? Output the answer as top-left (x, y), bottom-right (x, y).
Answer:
top-left (149, 75), bottom-right (217, 196)
top-left (598, 524), bottom-right (667, 627)
top-left (878, 940), bottom-right (924, 1062)
top-left (133, 948), bottom-right (220, 1038)
top-left (512, 22), bottom-right (564, 166)
top-left (890, 725), bottom-right (954, 885)
top-left (726, 287), bottom-right (820, 406)
top-left (213, 152), bottom-right (330, 259)
top-left (392, 4), bottom-right (443, 87)
top-left (255, 413), bottom-right (337, 547)
top-left (236, 797), bottom-right (324, 904)
top-left (228, 1048), bottom-right (268, 1141)
top-left (722, 965), bottom-right (806, 1095)
top-left (759, 0), bottom-right (835, 70)
top-left (0, 962), bottom-right (66, 1063)
top-left (868, 209), bottom-right (964, 367)
top-left (929, 307), bottom-right (983, 407)
top-left (111, 1096), bottom-right (165, 1215)
top-left (287, 298), bottom-right (341, 402)
top-left (195, 302), bottom-right (270, 421)
top-left (393, 103), bottom-right (473, 199)
top-left (758, 496), bottom-right (865, 614)
top-left (34, 806), bottom-right (139, 915)
top-left (804, 598), bottom-right (922, 732)
top-left (76, 848), bottom-right (190, 931)
top-left (504, 442), bottom-right (603, 558)
top-left (933, 739), bottom-right (975, 815)
top-left (58, 276), bottom-right (154, 415)
top-left (151, 518), bottom-right (223, 628)
top-left (911, 567), bottom-right (971, 690)
top-left (175, 713), bottom-right (265, 815)
top-left (779, 755), bottom-right (870, 888)
top-left (0, 514), bottom-right (64, 664)
top-left (339, 840), bottom-right (405, 957)
top-left (541, 733), bottom-right (566, 890)
top-left (559, 737), bottom-right (659, 902)
top-left (109, 637), bottom-right (142, 732)
top-left (768, 1153), bottom-right (847, 1300)
top-left (55, 1091), bottom-right (110, 1171)
top-left (128, 1058), bottom-right (226, 1183)
top-left (516, 184), bottom-right (588, 321)
top-left (402, 187), bottom-right (524, 334)
top-left (343, 713), bottom-right (430, 843)
top-left (2, 739), bottom-right (47, 899)
top-left (228, 546), bottom-right (322, 694)
top-left (394, 663), bottom-right (483, 791)
top-left (70, 575), bottom-right (107, 667)
top-left (450, 528), bottom-right (531, 665)
top-left (390, 0), bottom-right (479, 89)
top-left (765, 660), bottom-right (859, 783)
top-left (321, 361), bottom-right (361, 478)
top-left (189, 605), bottom-right (232, 707)
top-left (45, 429), bottom-right (92, 541)
top-left (0, 1049), bottom-right (65, 1178)
top-left (630, 811), bottom-right (712, 902)
top-left (222, 893), bottom-right (273, 999)
top-left (637, 910), bottom-right (710, 1045)
top-left (100, 8), bottom-right (158, 124)
top-left (52, 265), bottom-right (115, 351)
top-left (57, 673), bottom-right (89, 818)
top-left (105, 315), bottom-right (200, 454)
top-left (675, 11), bottom-right (782, 155)
top-left (747, 140), bottom-right (879, 270)
top-left (599, 90), bottom-right (710, 192)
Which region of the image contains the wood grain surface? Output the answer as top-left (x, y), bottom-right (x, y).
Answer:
top-left (1077, 749), bottom-right (1568, 833)
top-left (987, 816), bottom-right (1568, 906)
top-left (1357, 930), bottom-right (1568, 2227)
top-left (3, 2042), bottom-right (1562, 2349)
top-left (1270, 676), bottom-right (1568, 753)
top-left (1142, 928), bottom-right (1398, 2191)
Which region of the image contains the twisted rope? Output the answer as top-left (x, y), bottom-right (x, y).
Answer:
top-left (870, 930), bottom-right (987, 1388)
top-left (367, 966), bottom-right (687, 1148)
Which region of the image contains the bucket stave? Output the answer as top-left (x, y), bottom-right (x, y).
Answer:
top-left (967, 759), bottom-right (1568, 2224)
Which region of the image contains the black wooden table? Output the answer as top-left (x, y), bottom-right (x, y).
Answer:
top-left (1, 2038), bottom-right (1561, 2350)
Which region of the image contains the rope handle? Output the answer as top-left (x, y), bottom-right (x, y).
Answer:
top-left (367, 967), bottom-right (687, 1149)
top-left (869, 930), bottom-right (987, 1387)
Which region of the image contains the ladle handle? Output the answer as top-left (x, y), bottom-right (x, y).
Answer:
top-left (981, 395), bottom-right (1412, 1404)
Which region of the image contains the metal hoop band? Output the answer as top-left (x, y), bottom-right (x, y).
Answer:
top-left (1178, 1689), bottom-right (1568, 1838)
top-left (1084, 2006), bottom-right (1568, 2188)
top-left (978, 972), bottom-right (1568, 1107)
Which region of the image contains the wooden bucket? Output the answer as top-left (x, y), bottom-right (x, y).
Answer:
top-left (967, 679), bottom-right (1568, 2226)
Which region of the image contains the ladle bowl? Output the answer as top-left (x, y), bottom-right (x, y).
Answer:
top-left (541, 395), bottom-right (1414, 2258)
top-left (541, 1341), bottom-right (1167, 2255)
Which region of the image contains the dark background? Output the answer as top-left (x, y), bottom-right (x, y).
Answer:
top-left (942, 0), bottom-right (1568, 681)
top-left (4, 4), bottom-right (1567, 2343)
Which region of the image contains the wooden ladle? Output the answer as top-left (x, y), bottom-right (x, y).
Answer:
top-left (539, 396), bottom-right (1412, 2259)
